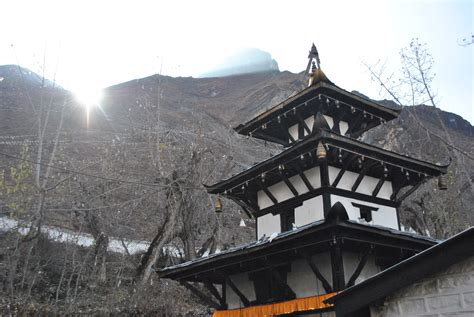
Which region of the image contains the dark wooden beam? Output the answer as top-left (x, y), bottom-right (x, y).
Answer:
top-left (372, 175), bottom-right (386, 197)
top-left (330, 238), bottom-right (345, 291)
top-left (396, 177), bottom-right (428, 203)
top-left (180, 281), bottom-right (220, 309)
top-left (226, 195), bottom-right (258, 216)
top-left (320, 161), bottom-right (332, 217)
top-left (390, 175), bottom-right (409, 201)
top-left (351, 161), bottom-right (371, 192)
top-left (352, 161), bottom-right (380, 192)
top-left (257, 184), bottom-right (399, 218)
top-left (241, 207), bottom-right (252, 219)
top-left (256, 179), bottom-right (278, 205)
top-left (238, 195), bottom-right (259, 213)
top-left (351, 119), bottom-right (380, 139)
top-left (346, 248), bottom-right (371, 288)
top-left (222, 275), bottom-right (250, 307)
top-left (327, 187), bottom-right (400, 208)
top-left (269, 265), bottom-right (296, 299)
top-left (292, 161), bottom-right (314, 191)
top-left (253, 131), bottom-right (289, 147)
top-left (332, 153), bottom-right (357, 187)
top-left (203, 278), bottom-right (225, 308)
top-left (295, 113), bottom-right (312, 135)
top-left (347, 113), bottom-right (365, 137)
top-left (279, 122), bottom-right (296, 143)
top-left (332, 118), bottom-right (341, 134)
top-left (302, 254), bottom-right (333, 293)
top-left (279, 170), bottom-right (299, 197)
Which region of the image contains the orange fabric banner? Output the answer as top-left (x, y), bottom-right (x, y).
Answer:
top-left (212, 292), bottom-right (337, 317)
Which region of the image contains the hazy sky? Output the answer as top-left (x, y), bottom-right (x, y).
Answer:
top-left (1, 0), bottom-right (472, 122)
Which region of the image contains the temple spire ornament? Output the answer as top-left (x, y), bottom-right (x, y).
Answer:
top-left (306, 43), bottom-right (332, 86)
top-left (306, 43), bottom-right (321, 73)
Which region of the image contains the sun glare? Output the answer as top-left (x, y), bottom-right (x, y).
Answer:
top-left (74, 88), bottom-right (103, 127)
top-left (75, 88), bottom-right (103, 108)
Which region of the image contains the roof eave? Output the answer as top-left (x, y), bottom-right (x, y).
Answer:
top-left (158, 221), bottom-right (438, 281)
top-left (234, 82), bottom-right (401, 136)
top-left (205, 130), bottom-right (448, 194)
top-left (325, 227), bottom-right (474, 315)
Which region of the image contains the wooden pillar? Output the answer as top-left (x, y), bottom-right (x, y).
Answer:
top-left (330, 237), bottom-right (345, 291)
top-left (320, 160), bottom-right (331, 218)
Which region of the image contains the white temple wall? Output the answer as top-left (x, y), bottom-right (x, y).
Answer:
top-left (339, 121), bottom-right (349, 135)
top-left (257, 213), bottom-right (281, 238)
top-left (331, 194), bottom-right (398, 229)
top-left (327, 166), bottom-right (393, 200)
top-left (289, 123), bottom-right (299, 141)
top-left (288, 114), bottom-right (350, 142)
top-left (256, 164), bottom-right (398, 237)
top-left (226, 273), bottom-right (257, 309)
top-left (287, 253), bottom-right (332, 298)
top-left (257, 167), bottom-right (321, 210)
top-left (256, 166), bottom-right (393, 210)
top-left (294, 196), bottom-right (324, 227)
top-left (343, 253), bottom-right (380, 285)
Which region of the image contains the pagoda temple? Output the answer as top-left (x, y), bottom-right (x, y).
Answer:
top-left (158, 44), bottom-right (448, 317)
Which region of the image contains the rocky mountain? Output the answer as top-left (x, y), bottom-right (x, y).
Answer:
top-left (0, 64), bottom-right (472, 315)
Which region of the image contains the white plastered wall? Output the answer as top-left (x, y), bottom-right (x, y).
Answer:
top-left (331, 194), bottom-right (398, 229)
top-left (257, 213), bottom-right (281, 238)
top-left (289, 123), bottom-right (299, 141)
top-left (339, 121), bottom-right (349, 135)
top-left (257, 164), bottom-right (398, 236)
top-left (294, 195), bottom-right (324, 227)
top-left (327, 166), bottom-right (398, 229)
top-left (343, 253), bottom-right (380, 285)
top-left (328, 166), bottom-right (393, 200)
top-left (287, 253), bottom-right (332, 298)
top-left (288, 114), bottom-right (349, 142)
top-left (257, 166), bottom-right (322, 210)
top-left (256, 167), bottom-right (323, 237)
top-left (226, 273), bottom-right (257, 309)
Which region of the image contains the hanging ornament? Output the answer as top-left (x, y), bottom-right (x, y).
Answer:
top-left (215, 197), bottom-right (223, 213)
top-left (316, 142), bottom-right (327, 160)
top-left (438, 175), bottom-right (447, 190)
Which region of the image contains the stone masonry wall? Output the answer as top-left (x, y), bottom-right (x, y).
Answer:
top-left (370, 256), bottom-right (474, 317)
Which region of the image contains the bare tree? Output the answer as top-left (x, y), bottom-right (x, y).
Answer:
top-left (363, 38), bottom-right (473, 237)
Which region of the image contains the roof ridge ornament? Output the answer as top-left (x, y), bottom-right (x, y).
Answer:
top-left (306, 43), bottom-right (321, 73)
top-left (306, 43), bottom-right (333, 86)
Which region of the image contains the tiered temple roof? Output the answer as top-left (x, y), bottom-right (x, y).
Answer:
top-left (158, 44), bottom-right (449, 317)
